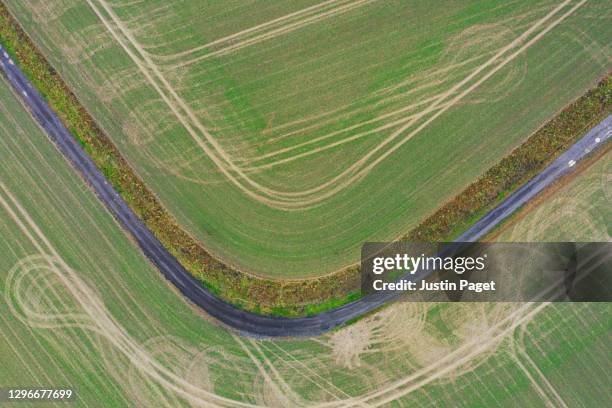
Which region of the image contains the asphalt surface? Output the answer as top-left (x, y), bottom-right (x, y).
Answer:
top-left (456, 116), bottom-right (611, 241)
top-left (1, 44), bottom-right (610, 337)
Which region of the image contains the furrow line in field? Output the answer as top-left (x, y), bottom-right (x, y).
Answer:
top-left (151, 0), bottom-right (377, 66)
top-left (85, 0), bottom-right (580, 209)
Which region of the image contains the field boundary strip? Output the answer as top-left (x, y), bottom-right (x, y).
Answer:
top-left (0, 1), bottom-right (610, 316)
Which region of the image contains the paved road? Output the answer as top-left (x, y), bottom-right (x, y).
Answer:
top-left (456, 117), bottom-right (611, 241)
top-left (1, 44), bottom-right (610, 337)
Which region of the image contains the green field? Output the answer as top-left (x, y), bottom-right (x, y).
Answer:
top-left (3, 0), bottom-right (610, 278)
top-left (498, 149), bottom-right (611, 241)
top-left (1, 71), bottom-right (610, 406)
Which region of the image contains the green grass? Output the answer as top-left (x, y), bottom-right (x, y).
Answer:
top-left (4, 0), bottom-right (610, 280)
top-left (1, 71), bottom-right (609, 406)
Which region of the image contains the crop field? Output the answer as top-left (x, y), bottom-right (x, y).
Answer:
top-left (498, 149), bottom-right (611, 241)
top-left (3, 0), bottom-right (610, 278)
top-left (1, 73), bottom-right (610, 407)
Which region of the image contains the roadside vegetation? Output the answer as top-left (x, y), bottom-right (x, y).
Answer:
top-left (1, 2), bottom-right (609, 316)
